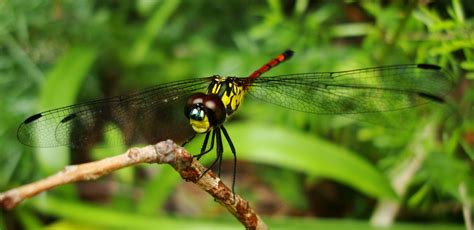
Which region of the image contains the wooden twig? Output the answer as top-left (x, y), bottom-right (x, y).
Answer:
top-left (0, 140), bottom-right (267, 230)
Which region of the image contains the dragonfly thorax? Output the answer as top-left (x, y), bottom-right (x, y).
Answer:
top-left (207, 76), bottom-right (246, 116)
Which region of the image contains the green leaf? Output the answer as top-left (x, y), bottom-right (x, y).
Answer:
top-left (128, 0), bottom-right (181, 66)
top-left (186, 122), bottom-right (398, 200)
top-left (451, 0), bottom-right (465, 23)
top-left (461, 61), bottom-right (474, 71)
top-left (268, 217), bottom-right (465, 230)
top-left (36, 46), bottom-right (97, 174)
top-left (136, 166), bottom-right (182, 215)
top-left (31, 196), bottom-right (465, 230)
top-left (32, 196), bottom-right (240, 229)
top-left (40, 46), bottom-right (97, 110)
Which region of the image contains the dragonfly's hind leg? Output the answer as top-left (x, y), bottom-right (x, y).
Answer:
top-left (222, 126), bottom-right (237, 199)
top-left (215, 128), bottom-right (224, 178)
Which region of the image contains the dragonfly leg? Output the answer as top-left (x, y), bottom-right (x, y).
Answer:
top-left (222, 126), bottom-right (237, 199)
top-left (215, 128), bottom-right (223, 178)
top-left (181, 134), bottom-right (196, 147)
top-left (205, 131), bottom-right (216, 154)
top-left (193, 130), bottom-right (215, 160)
top-left (201, 131), bottom-right (211, 153)
top-left (198, 128), bottom-right (222, 180)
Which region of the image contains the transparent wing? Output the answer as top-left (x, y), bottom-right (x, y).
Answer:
top-left (248, 64), bottom-right (454, 127)
top-left (18, 78), bottom-right (212, 147)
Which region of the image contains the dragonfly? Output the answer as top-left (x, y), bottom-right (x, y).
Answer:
top-left (17, 50), bottom-right (454, 192)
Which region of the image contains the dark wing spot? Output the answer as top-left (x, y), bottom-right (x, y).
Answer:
top-left (23, 113), bottom-right (42, 124)
top-left (418, 92), bottom-right (445, 103)
top-left (61, 113), bottom-right (77, 123)
top-left (417, 64), bottom-right (441, 70)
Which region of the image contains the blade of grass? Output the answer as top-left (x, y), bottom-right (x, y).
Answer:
top-left (128, 0), bottom-right (180, 66)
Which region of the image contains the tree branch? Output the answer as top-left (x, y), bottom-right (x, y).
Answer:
top-left (0, 140), bottom-right (267, 230)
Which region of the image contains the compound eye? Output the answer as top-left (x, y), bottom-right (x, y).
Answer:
top-left (189, 106), bottom-right (205, 121)
top-left (187, 104), bottom-right (211, 133)
top-left (184, 93), bottom-right (225, 134)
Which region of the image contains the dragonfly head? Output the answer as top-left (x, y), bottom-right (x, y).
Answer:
top-left (185, 93), bottom-right (226, 134)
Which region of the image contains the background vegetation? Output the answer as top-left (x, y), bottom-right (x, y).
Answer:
top-left (0, 0), bottom-right (473, 229)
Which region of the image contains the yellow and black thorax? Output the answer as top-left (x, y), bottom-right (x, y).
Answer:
top-left (206, 76), bottom-right (246, 116)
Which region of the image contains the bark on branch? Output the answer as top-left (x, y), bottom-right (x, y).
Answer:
top-left (0, 140), bottom-right (266, 230)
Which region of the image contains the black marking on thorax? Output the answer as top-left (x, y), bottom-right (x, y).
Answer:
top-left (207, 76), bottom-right (245, 116)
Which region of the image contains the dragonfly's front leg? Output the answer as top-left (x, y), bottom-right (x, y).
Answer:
top-left (197, 128), bottom-right (222, 179)
top-left (193, 130), bottom-right (216, 160)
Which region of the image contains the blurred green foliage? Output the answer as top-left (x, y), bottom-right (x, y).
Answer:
top-left (0, 0), bottom-right (473, 229)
